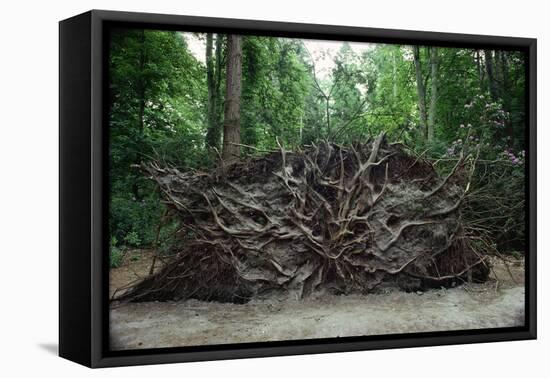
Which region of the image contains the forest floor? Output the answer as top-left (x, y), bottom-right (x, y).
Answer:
top-left (109, 250), bottom-right (525, 350)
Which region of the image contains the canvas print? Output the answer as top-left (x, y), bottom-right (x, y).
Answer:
top-left (108, 27), bottom-right (527, 351)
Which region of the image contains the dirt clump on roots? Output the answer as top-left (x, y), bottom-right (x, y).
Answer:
top-left (115, 133), bottom-right (489, 304)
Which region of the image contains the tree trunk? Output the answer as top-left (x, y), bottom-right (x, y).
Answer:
top-left (498, 51), bottom-right (514, 145)
top-left (138, 30), bottom-right (146, 132)
top-left (222, 34), bottom-right (242, 161)
top-left (499, 51), bottom-right (510, 107)
top-left (299, 115), bottom-right (303, 143)
top-left (138, 94), bottom-right (145, 132)
top-left (413, 46), bottom-right (428, 139)
top-left (484, 50), bottom-right (498, 101)
top-left (427, 47), bottom-right (439, 142)
top-left (214, 35), bottom-right (224, 137)
top-left (205, 34), bottom-right (219, 149)
top-left (326, 97), bottom-right (331, 137)
top-left (475, 50), bottom-right (483, 82)
top-left (392, 47), bottom-right (398, 98)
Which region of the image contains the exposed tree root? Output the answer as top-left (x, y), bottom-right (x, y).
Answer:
top-left (115, 133), bottom-right (489, 303)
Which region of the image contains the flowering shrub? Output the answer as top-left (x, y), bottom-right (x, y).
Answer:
top-left (432, 100), bottom-right (526, 254)
top-left (502, 149), bottom-right (525, 165)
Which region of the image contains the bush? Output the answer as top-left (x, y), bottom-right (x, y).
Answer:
top-left (109, 180), bottom-right (165, 248)
top-left (411, 133), bottom-right (525, 255)
top-left (123, 231), bottom-right (141, 247)
top-left (110, 237), bottom-right (124, 268)
top-left (464, 159), bottom-right (525, 253)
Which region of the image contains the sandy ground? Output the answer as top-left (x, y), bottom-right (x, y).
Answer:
top-left (109, 250), bottom-right (525, 351)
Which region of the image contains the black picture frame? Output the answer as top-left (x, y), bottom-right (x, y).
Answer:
top-left (59, 9), bottom-right (537, 368)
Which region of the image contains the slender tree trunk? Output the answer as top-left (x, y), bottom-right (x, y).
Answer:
top-left (484, 50), bottom-right (498, 101)
top-left (205, 34), bottom-right (219, 149)
top-left (138, 30), bottom-right (146, 132)
top-left (138, 95), bottom-right (145, 132)
top-left (475, 50), bottom-right (483, 82)
top-left (205, 34), bottom-right (225, 151)
top-left (413, 46), bottom-right (428, 139)
top-left (134, 30), bottom-right (147, 202)
top-left (326, 97), bottom-right (331, 137)
top-left (205, 33), bottom-right (214, 134)
top-left (299, 115), bottom-right (303, 143)
top-left (498, 51), bottom-right (514, 145)
top-left (392, 47), bottom-right (398, 98)
top-left (214, 35), bottom-right (224, 134)
top-left (493, 51), bottom-right (503, 102)
top-left (499, 51), bottom-right (511, 110)
top-left (222, 34), bottom-right (243, 161)
top-left (427, 47), bottom-right (439, 141)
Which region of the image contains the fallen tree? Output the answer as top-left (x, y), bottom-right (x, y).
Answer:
top-left (115, 133), bottom-right (490, 303)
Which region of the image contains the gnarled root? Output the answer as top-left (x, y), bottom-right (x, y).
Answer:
top-left (116, 133), bottom-right (489, 303)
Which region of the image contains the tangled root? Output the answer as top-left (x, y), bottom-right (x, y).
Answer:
top-left (116, 133), bottom-right (489, 303)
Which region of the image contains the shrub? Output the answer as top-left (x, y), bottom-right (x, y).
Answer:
top-left (110, 237), bottom-right (124, 269)
top-left (123, 231), bottom-right (141, 247)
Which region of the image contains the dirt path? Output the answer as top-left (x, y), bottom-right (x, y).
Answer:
top-left (109, 251), bottom-right (525, 350)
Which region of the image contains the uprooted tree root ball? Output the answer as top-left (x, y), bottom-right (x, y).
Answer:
top-left (115, 133), bottom-right (490, 304)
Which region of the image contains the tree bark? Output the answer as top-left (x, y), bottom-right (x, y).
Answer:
top-left (498, 51), bottom-right (510, 107)
top-left (498, 51), bottom-right (514, 144)
top-left (413, 46), bottom-right (428, 139)
top-left (137, 30), bottom-right (146, 132)
top-left (484, 50), bottom-right (498, 102)
top-left (326, 97), bottom-right (331, 136)
top-left (222, 34), bottom-right (242, 161)
top-left (214, 35), bottom-right (224, 137)
top-left (475, 50), bottom-right (483, 82)
top-left (205, 34), bottom-right (219, 149)
top-left (392, 47), bottom-right (398, 98)
top-left (427, 47), bottom-right (439, 142)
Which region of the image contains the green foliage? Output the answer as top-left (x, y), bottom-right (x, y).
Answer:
top-left (109, 29), bottom-right (208, 246)
top-left (123, 231), bottom-right (141, 247)
top-left (363, 45), bottom-right (417, 141)
top-left (241, 37), bottom-right (310, 151)
top-left (110, 237), bottom-right (124, 269)
top-left (109, 180), bottom-right (165, 246)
